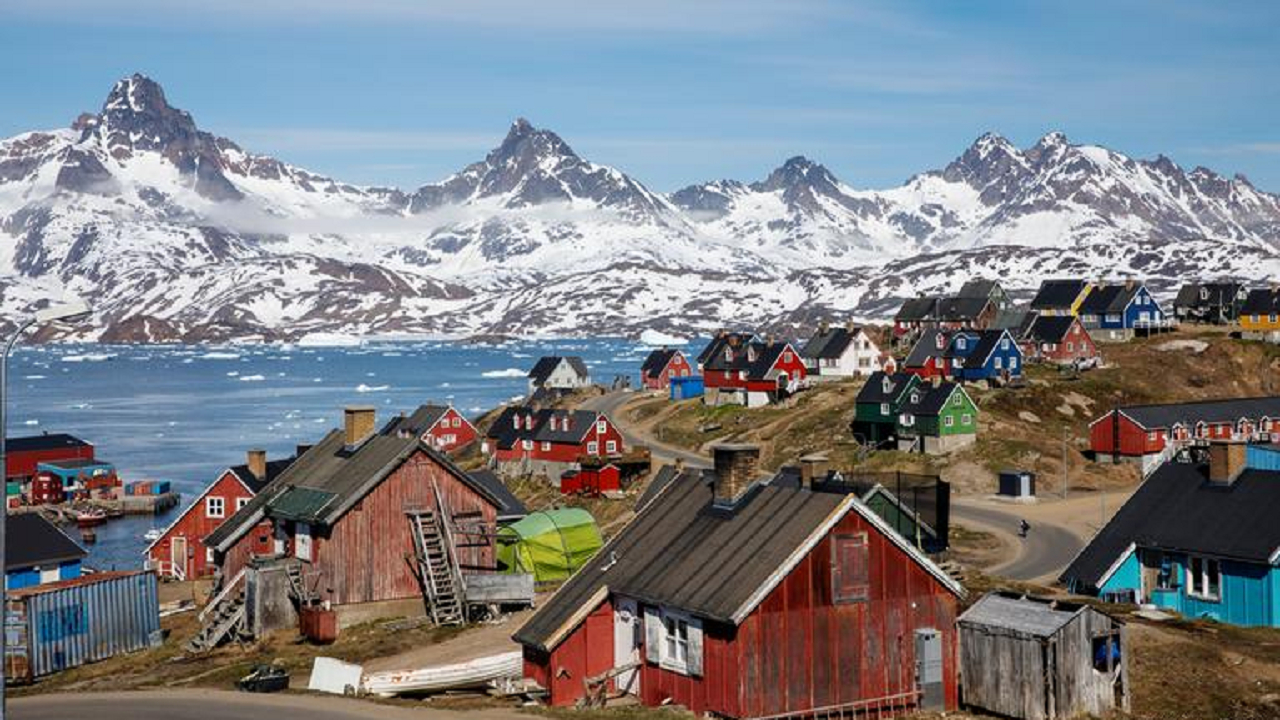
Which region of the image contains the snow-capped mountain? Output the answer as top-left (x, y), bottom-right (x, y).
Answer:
top-left (1, 74), bottom-right (1278, 342)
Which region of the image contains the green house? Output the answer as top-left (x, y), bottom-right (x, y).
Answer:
top-left (852, 371), bottom-right (921, 445)
top-left (895, 381), bottom-right (978, 455)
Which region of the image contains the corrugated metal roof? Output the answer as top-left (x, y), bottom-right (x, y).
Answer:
top-left (959, 593), bottom-right (1087, 638)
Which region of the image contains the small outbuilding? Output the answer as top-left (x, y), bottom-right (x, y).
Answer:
top-left (958, 592), bottom-right (1128, 720)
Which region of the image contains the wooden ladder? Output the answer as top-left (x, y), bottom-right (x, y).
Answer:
top-left (285, 560), bottom-right (315, 606)
top-left (409, 483), bottom-right (466, 626)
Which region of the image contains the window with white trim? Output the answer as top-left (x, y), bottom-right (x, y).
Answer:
top-left (945, 416), bottom-right (954, 427)
top-left (1010, 357), bottom-right (1018, 369)
top-left (206, 496), bottom-right (225, 519)
top-left (994, 356), bottom-right (1003, 369)
top-left (206, 547), bottom-right (215, 563)
top-left (1187, 556), bottom-right (1220, 601)
top-left (880, 402), bottom-right (890, 415)
top-left (236, 497), bottom-right (250, 511)
top-left (606, 440), bottom-right (617, 453)
top-left (961, 413), bottom-right (972, 426)
top-left (1000, 338), bottom-right (1010, 350)
top-left (597, 419), bottom-right (607, 433)
top-left (587, 441), bottom-right (598, 454)
top-left (522, 439), bottom-right (533, 451)
top-left (645, 607), bottom-right (703, 676)
top-left (541, 441), bottom-right (551, 452)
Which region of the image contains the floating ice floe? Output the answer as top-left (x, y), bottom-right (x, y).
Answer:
top-left (23, 419), bottom-right (38, 426)
top-left (239, 374), bottom-right (266, 382)
top-left (639, 329), bottom-right (689, 346)
top-left (61, 353), bottom-right (116, 363)
top-left (201, 352), bottom-right (241, 360)
top-left (24, 374), bottom-right (46, 380)
top-left (227, 371), bottom-right (240, 377)
top-left (298, 332), bottom-right (364, 348)
top-left (481, 368), bottom-right (526, 379)
top-left (356, 383), bottom-right (390, 393)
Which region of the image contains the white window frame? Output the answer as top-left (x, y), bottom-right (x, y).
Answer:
top-left (541, 441), bottom-right (551, 452)
top-left (994, 356), bottom-right (1003, 369)
top-left (597, 419), bottom-right (607, 434)
top-left (295, 522), bottom-right (313, 562)
top-left (880, 402), bottom-right (890, 415)
top-left (962, 413), bottom-right (972, 426)
top-left (661, 611), bottom-right (691, 673)
top-left (606, 440), bottom-right (618, 454)
top-left (945, 416), bottom-right (954, 428)
top-left (587, 441), bottom-right (599, 455)
top-left (206, 496), bottom-right (225, 519)
top-left (522, 439), bottom-right (533, 451)
top-left (206, 547), bottom-right (216, 563)
top-left (1010, 357), bottom-right (1018, 369)
top-left (236, 497), bottom-right (250, 511)
top-left (1186, 555), bottom-right (1221, 602)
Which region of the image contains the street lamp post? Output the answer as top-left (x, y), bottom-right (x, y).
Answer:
top-left (0, 301), bottom-right (91, 720)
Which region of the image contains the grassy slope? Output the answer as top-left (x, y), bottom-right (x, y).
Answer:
top-left (624, 327), bottom-right (1280, 494)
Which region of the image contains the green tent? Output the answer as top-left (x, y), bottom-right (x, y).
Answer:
top-left (496, 508), bottom-right (603, 582)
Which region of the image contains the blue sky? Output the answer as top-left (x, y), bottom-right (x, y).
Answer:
top-left (1, 0), bottom-right (1276, 192)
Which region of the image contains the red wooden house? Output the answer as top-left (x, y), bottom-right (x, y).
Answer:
top-left (1089, 396), bottom-right (1280, 472)
top-left (396, 404), bottom-right (479, 454)
top-left (483, 406), bottom-right (625, 476)
top-left (206, 406), bottom-right (524, 614)
top-left (144, 449), bottom-right (297, 581)
top-left (700, 338), bottom-right (808, 407)
top-left (1020, 315), bottom-right (1099, 366)
top-left (515, 444), bottom-right (964, 716)
top-left (560, 462), bottom-right (621, 496)
top-left (640, 348), bottom-right (693, 391)
top-left (4, 433), bottom-right (94, 481)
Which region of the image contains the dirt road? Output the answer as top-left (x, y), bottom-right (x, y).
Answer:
top-left (10, 688), bottom-right (524, 720)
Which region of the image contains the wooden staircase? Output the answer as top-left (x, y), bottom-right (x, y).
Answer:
top-left (285, 560), bottom-right (317, 605)
top-left (409, 485), bottom-right (467, 626)
top-left (187, 569), bottom-right (248, 653)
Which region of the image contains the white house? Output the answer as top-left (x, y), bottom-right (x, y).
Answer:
top-left (527, 356), bottom-right (592, 393)
top-left (800, 324), bottom-right (885, 378)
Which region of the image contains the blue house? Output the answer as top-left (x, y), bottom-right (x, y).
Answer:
top-left (1062, 441), bottom-right (1280, 627)
top-left (5, 513), bottom-right (86, 591)
top-left (1078, 280), bottom-right (1169, 342)
top-left (947, 329), bottom-right (1024, 383)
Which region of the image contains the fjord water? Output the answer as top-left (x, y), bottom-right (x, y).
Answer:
top-left (6, 338), bottom-right (657, 570)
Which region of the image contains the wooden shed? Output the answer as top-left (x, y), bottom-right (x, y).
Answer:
top-left (958, 592), bottom-right (1128, 720)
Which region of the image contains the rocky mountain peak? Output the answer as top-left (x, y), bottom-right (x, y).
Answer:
top-left (941, 132), bottom-right (1030, 201)
top-left (752, 155), bottom-right (841, 194)
top-left (488, 117), bottom-right (578, 167)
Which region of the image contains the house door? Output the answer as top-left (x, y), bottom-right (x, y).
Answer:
top-left (614, 598), bottom-right (641, 696)
top-left (171, 536), bottom-right (187, 580)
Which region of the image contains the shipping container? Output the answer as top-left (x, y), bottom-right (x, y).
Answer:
top-left (4, 571), bottom-right (161, 683)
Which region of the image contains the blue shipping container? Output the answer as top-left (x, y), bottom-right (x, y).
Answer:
top-left (5, 571), bottom-right (160, 682)
top-left (670, 376), bottom-right (705, 401)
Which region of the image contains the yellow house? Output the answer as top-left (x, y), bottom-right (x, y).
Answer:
top-left (1240, 287), bottom-right (1280, 337)
top-left (1029, 279), bottom-right (1093, 317)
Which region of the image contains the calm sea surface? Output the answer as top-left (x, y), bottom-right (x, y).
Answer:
top-left (4, 338), bottom-right (667, 569)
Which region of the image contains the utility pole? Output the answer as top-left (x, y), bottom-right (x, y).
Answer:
top-left (1061, 427), bottom-right (1069, 499)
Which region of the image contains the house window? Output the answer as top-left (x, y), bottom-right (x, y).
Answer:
top-left (453, 416), bottom-right (462, 428)
top-left (880, 402), bottom-right (890, 415)
top-left (663, 615), bottom-right (689, 667)
top-left (945, 416), bottom-right (954, 428)
top-left (910, 392), bottom-right (920, 404)
top-left (1187, 556), bottom-right (1220, 601)
top-left (1010, 357), bottom-right (1018, 369)
top-left (236, 497), bottom-right (250, 511)
top-left (1147, 431), bottom-right (1157, 442)
top-left (1272, 314), bottom-right (1278, 324)
top-left (587, 441), bottom-right (599, 454)
top-left (994, 357), bottom-right (1002, 369)
top-left (882, 378), bottom-right (892, 393)
top-left (522, 439), bottom-right (533, 451)
top-left (606, 440), bottom-right (618, 453)
top-left (832, 533), bottom-right (870, 603)
top-left (956, 338), bottom-right (967, 350)
top-left (541, 441), bottom-right (551, 452)
top-left (295, 523), bottom-right (313, 562)
top-left (206, 547), bottom-right (215, 563)
top-left (206, 496), bottom-right (225, 519)
top-left (1066, 341), bottom-right (1074, 352)
top-left (962, 413), bottom-right (972, 425)
top-left (783, 351), bottom-right (793, 363)
top-left (597, 420), bottom-right (607, 434)
top-left (1000, 338), bottom-right (1010, 350)
top-left (952, 393), bottom-right (962, 406)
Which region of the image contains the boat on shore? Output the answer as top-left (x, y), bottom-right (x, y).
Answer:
top-left (76, 509), bottom-right (107, 528)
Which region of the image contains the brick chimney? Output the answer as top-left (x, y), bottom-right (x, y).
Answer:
top-left (344, 405), bottom-right (377, 447)
top-left (799, 453), bottom-right (830, 489)
top-left (1208, 440), bottom-right (1247, 485)
top-left (246, 449), bottom-right (267, 480)
top-left (713, 443), bottom-right (760, 506)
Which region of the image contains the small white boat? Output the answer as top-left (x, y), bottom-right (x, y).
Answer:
top-left (362, 651), bottom-right (522, 696)
top-left (143, 528), bottom-right (163, 542)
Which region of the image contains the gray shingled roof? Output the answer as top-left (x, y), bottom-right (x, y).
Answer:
top-left (1078, 283), bottom-right (1143, 315)
top-left (1241, 288), bottom-right (1280, 316)
top-left (895, 297), bottom-right (938, 323)
top-left (1108, 396), bottom-right (1280, 431)
top-left (640, 349), bottom-right (680, 379)
top-left (6, 513), bottom-right (87, 571)
top-left (801, 327), bottom-right (855, 360)
top-left (1030, 280), bottom-right (1089, 310)
top-left (1061, 461), bottom-right (1280, 590)
top-left (855, 371), bottom-right (918, 405)
top-left (516, 469), bottom-right (963, 651)
top-left (1024, 315), bottom-right (1079, 344)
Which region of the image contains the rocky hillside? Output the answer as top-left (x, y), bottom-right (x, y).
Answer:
top-left (2, 74), bottom-right (1278, 342)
